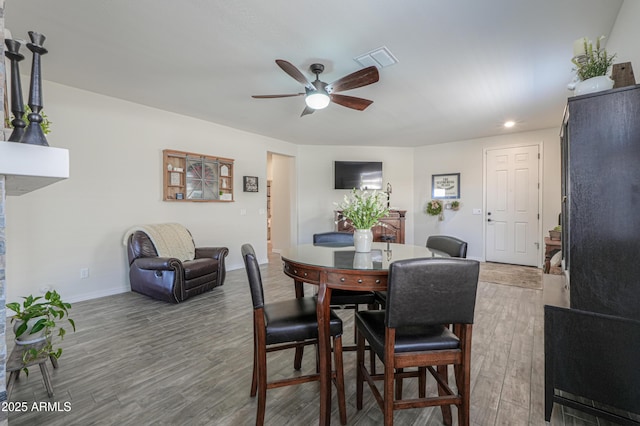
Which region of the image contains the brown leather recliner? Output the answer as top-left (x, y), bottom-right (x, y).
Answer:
top-left (127, 230), bottom-right (228, 303)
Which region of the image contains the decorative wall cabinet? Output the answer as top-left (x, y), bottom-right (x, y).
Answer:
top-left (163, 149), bottom-right (234, 202)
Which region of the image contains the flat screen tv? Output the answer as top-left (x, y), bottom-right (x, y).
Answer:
top-left (334, 161), bottom-right (383, 190)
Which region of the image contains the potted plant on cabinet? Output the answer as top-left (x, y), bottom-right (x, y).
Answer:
top-left (549, 225), bottom-right (561, 241)
top-left (336, 188), bottom-right (389, 252)
top-left (7, 290), bottom-right (76, 369)
top-left (571, 35), bottom-right (616, 95)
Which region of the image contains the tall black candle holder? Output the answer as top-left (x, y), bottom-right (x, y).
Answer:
top-left (21, 31), bottom-right (49, 146)
top-left (4, 39), bottom-right (26, 142)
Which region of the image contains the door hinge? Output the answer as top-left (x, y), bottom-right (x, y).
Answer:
top-left (537, 213), bottom-right (540, 219)
top-left (538, 153), bottom-right (541, 159)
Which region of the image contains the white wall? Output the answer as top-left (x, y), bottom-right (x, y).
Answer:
top-left (413, 128), bottom-right (561, 263)
top-left (270, 153), bottom-right (296, 251)
top-left (6, 80), bottom-right (298, 303)
top-left (296, 145), bottom-right (415, 244)
top-left (607, 0), bottom-right (640, 72)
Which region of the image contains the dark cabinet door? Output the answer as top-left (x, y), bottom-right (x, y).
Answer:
top-left (566, 85), bottom-right (640, 320)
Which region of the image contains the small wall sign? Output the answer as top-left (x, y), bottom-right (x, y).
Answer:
top-left (432, 173), bottom-right (460, 199)
top-left (243, 176), bottom-right (258, 192)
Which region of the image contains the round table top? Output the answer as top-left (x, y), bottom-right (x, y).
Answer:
top-left (280, 242), bottom-right (439, 272)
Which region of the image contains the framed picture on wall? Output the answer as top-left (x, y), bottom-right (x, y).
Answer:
top-left (432, 173), bottom-right (460, 199)
top-left (243, 176), bottom-right (258, 192)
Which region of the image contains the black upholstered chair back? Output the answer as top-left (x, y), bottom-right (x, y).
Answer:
top-left (386, 258), bottom-right (479, 328)
top-left (313, 232), bottom-right (354, 246)
top-left (426, 235), bottom-right (468, 258)
top-left (241, 244), bottom-right (265, 309)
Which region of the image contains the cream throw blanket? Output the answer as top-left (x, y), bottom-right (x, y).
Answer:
top-left (123, 223), bottom-right (195, 261)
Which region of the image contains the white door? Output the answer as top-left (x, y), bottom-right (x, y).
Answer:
top-left (485, 145), bottom-right (540, 266)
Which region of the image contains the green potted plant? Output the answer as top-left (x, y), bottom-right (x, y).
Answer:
top-left (336, 188), bottom-right (389, 252)
top-left (571, 35), bottom-right (616, 95)
top-left (450, 200), bottom-right (460, 211)
top-left (7, 290), bottom-right (76, 368)
top-left (6, 105), bottom-right (53, 134)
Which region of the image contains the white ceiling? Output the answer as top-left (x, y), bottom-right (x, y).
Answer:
top-left (4, 0), bottom-right (623, 147)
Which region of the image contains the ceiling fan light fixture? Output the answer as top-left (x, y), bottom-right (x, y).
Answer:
top-left (305, 92), bottom-right (330, 109)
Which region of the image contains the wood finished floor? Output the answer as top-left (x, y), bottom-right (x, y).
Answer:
top-left (3, 253), bottom-right (621, 425)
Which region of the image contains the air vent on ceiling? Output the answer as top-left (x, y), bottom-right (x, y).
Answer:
top-left (354, 46), bottom-right (398, 68)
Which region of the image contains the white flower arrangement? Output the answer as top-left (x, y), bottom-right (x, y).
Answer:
top-left (336, 189), bottom-right (389, 229)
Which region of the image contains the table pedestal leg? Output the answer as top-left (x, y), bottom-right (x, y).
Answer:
top-left (294, 279), bottom-right (306, 370)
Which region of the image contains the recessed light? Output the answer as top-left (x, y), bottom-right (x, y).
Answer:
top-left (504, 121), bottom-right (516, 128)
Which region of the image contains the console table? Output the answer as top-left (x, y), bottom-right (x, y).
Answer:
top-left (334, 209), bottom-right (406, 244)
top-left (543, 237), bottom-right (561, 274)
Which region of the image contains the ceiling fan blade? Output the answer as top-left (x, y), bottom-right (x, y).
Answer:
top-left (329, 66), bottom-right (379, 93)
top-left (330, 94), bottom-right (373, 111)
top-left (300, 106), bottom-right (315, 117)
top-left (252, 93), bottom-right (304, 99)
top-left (276, 59), bottom-right (314, 90)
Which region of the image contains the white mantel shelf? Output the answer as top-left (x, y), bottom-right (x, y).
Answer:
top-left (0, 141), bottom-right (69, 195)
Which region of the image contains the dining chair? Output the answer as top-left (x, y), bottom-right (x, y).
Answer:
top-left (426, 235), bottom-right (468, 258)
top-left (356, 257), bottom-right (480, 426)
top-left (375, 235), bottom-right (468, 308)
top-left (241, 244), bottom-right (347, 426)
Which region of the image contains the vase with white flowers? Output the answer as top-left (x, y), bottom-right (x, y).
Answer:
top-left (336, 188), bottom-right (389, 252)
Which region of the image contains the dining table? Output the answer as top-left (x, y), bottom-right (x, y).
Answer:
top-left (280, 242), bottom-right (440, 425)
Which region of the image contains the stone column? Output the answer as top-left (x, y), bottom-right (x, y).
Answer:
top-left (0, 1), bottom-right (9, 422)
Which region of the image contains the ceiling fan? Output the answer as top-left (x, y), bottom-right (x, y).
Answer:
top-left (252, 59), bottom-right (379, 117)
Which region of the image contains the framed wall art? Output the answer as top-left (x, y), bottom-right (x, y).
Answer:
top-left (431, 173), bottom-right (460, 199)
top-left (243, 176), bottom-right (259, 192)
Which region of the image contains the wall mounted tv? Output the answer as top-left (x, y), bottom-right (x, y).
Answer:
top-left (334, 161), bottom-right (383, 190)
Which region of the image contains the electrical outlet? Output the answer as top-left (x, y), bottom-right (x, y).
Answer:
top-left (80, 268), bottom-right (89, 279)
top-left (240, 209), bottom-right (247, 216)
top-left (472, 208), bottom-right (482, 215)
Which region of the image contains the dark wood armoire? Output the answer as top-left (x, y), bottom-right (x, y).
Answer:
top-left (545, 85), bottom-right (640, 424)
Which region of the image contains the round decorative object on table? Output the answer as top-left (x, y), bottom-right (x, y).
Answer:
top-left (353, 228), bottom-right (373, 252)
top-left (574, 75), bottom-right (614, 96)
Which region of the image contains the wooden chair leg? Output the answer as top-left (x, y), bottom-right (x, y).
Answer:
top-left (353, 305), bottom-right (359, 343)
top-left (250, 331), bottom-right (258, 397)
top-left (395, 368), bottom-right (403, 400)
top-left (437, 365), bottom-right (453, 426)
top-left (384, 359), bottom-right (395, 425)
top-left (356, 332), bottom-right (365, 410)
top-left (370, 348), bottom-right (376, 375)
top-left (256, 342), bottom-right (267, 426)
top-left (333, 335), bottom-right (347, 425)
top-left (294, 345), bottom-right (304, 371)
top-left (454, 363), bottom-right (471, 426)
top-left (418, 367), bottom-right (426, 398)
